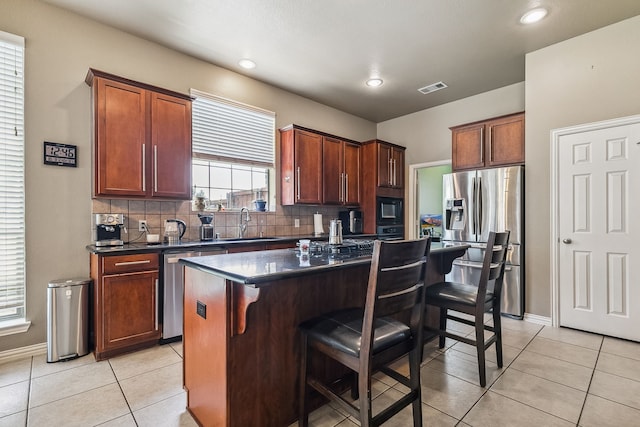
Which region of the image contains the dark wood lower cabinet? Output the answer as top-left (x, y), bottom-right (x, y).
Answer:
top-left (90, 253), bottom-right (161, 361)
top-left (101, 272), bottom-right (159, 349)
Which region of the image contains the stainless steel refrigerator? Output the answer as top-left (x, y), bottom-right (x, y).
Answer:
top-left (442, 165), bottom-right (524, 318)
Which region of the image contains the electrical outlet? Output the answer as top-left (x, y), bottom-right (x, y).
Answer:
top-left (294, 218), bottom-right (300, 228)
top-left (196, 300), bottom-right (206, 319)
top-left (138, 220), bottom-right (147, 232)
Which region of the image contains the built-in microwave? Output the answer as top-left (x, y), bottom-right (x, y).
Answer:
top-left (376, 197), bottom-right (403, 225)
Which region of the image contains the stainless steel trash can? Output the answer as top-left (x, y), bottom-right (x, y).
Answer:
top-left (47, 278), bottom-right (91, 363)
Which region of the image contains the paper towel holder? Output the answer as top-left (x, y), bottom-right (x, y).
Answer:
top-left (313, 212), bottom-right (324, 237)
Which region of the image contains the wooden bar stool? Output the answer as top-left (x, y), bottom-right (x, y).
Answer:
top-left (424, 231), bottom-right (510, 387)
top-left (298, 238), bottom-right (431, 427)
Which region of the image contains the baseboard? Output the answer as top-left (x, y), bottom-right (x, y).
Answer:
top-left (0, 342), bottom-right (47, 363)
top-left (523, 313), bottom-right (552, 327)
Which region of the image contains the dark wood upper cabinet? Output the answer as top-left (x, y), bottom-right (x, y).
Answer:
top-left (361, 139), bottom-right (406, 233)
top-left (86, 69), bottom-right (192, 199)
top-left (280, 125), bottom-right (360, 206)
top-left (451, 112), bottom-right (524, 171)
top-left (322, 136), bottom-right (360, 206)
top-left (279, 127), bottom-right (323, 205)
top-left (377, 143), bottom-right (404, 189)
top-left (93, 78), bottom-right (147, 197)
top-left (343, 141), bottom-right (361, 205)
top-left (150, 92), bottom-right (192, 198)
top-left (362, 140), bottom-right (405, 195)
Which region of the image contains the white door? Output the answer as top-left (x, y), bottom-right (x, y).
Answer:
top-left (557, 120), bottom-right (640, 341)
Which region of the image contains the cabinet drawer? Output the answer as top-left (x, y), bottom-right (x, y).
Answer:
top-left (103, 253), bottom-right (159, 274)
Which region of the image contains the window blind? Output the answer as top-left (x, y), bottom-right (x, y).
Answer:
top-left (191, 89), bottom-right (275, 167)
top-left (0, 31), bottom-right (25, 322)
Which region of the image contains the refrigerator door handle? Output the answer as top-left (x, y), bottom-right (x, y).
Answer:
top-left (478, 176), bottom-right (483, 236)
top-left (471, 177), bottom-right (476, 235)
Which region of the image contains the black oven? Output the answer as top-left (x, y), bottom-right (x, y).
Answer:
top-left (376, 197), bottom-right (403, 225)
top-left (377, 225), bottom-right (404, 240)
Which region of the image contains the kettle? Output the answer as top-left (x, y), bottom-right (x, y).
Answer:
top-left (164, 219), bottom-right (186, 243)
top-left (329, 219), bottom-right (343, 245)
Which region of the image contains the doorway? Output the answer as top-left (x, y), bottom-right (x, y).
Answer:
top-left (408, 161), bottom-right (452, 239)
top-left (551, 114), bottom-right (640, 341)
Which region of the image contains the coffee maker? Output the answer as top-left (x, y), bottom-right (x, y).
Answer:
top-left (338, 210), bottom-right (363, 235)
top-left (95, 214), bottom-right (124, 247)
top-left (198, 213), bottom-right (215, 241)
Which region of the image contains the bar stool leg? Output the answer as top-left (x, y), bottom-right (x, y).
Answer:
top-left (358, 368), bottom-right (373, 427)
top-left (409, 348), bottom-right (423, 427)
top-left (299, 334), bottom-right (310, 427)
top-left (493, 307), bottom-right (503, 368)
top-left (475, 314), bottom-right (486, 387)
top-left (438, 307), bottom-right (447, 348)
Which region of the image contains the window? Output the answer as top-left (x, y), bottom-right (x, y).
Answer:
top-left (191, 89), bottom-right (275, 211)
top-left (192, 160), bottom-right (269, 210)
top-left (0, 31), bottom-right (26, 327)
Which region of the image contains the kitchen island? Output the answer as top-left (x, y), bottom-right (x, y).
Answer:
top-left (179, 242), bottom-right (468, 427)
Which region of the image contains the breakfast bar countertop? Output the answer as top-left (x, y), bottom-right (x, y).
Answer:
top-left (179, 241), bottom-right (470, 286)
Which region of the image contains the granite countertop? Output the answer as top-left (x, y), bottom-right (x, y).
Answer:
top-left (179, 242), bottom-right (469, 287)
top-left (86, 234), bottom-right (379, 255)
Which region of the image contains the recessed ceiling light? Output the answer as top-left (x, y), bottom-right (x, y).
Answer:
top-left (520, 8), bottom-right (548, 24)
top-left (238, 59), bottom-right (256, 69)
top-left (366, 78), bottom-right (383, 87)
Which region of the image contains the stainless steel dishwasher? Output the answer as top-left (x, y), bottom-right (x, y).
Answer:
top-left (162, 248), bottom-right (226, 342)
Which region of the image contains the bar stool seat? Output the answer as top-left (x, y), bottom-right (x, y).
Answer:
top-left (300, 309), bottom-right (411, 358)
top-left (426, 282), bottom-right (493, 306)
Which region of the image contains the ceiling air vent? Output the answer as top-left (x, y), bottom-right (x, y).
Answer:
top-left (418, 81), bottom-right (448, 94)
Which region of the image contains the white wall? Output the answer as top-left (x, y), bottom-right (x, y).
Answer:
top-left (0, 0), bottom-right (376, 352)
top-left (377, 82), bottom-right (525, 164)
top-left (524, 14), bottom-right (640, 316)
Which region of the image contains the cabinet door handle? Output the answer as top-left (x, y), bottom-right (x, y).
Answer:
top-left (393, 159), bottom-right (395, 186)
top-left (296, 167), bottom-right (301, 200)
top-left (142, 144), bottom-right (146, 192)
top-left (153, 145), bottom-right (158, 193)
top-left (114, 260), bottom-right (151, 266)
top-left (155, 278), bottom-right (159, 331)
top-left (480, 127), bottom-right (484, 163)
top-left (392, 159), bottom-right (396, 187)
top-left (388, 158), bottom-right (393, 186)
top-left (488, 126), bottom-right (493, 162)
top-left (345, 173), bottom-right (349, 203)
top-left (394, 158), bottom-right (397, 186)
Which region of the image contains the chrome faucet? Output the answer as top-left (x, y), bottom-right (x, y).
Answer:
top-left (238, 207), bottom-right (251, 238)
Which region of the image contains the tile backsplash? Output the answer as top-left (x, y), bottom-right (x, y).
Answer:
top-left (91, 199), bottom-right (345, 243)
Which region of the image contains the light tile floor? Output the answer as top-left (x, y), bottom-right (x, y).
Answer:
top-left (1, 318), bottom-right (639, 426)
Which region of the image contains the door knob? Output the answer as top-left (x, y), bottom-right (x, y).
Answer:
top-left (562, 238), bottom-right (572, 244)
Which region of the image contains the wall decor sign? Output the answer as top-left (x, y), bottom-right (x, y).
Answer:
top-left (44, 141), bottom-right (77, 167)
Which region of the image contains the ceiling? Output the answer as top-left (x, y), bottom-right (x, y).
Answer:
top-left (43, 0), bottom-right (640, 122)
